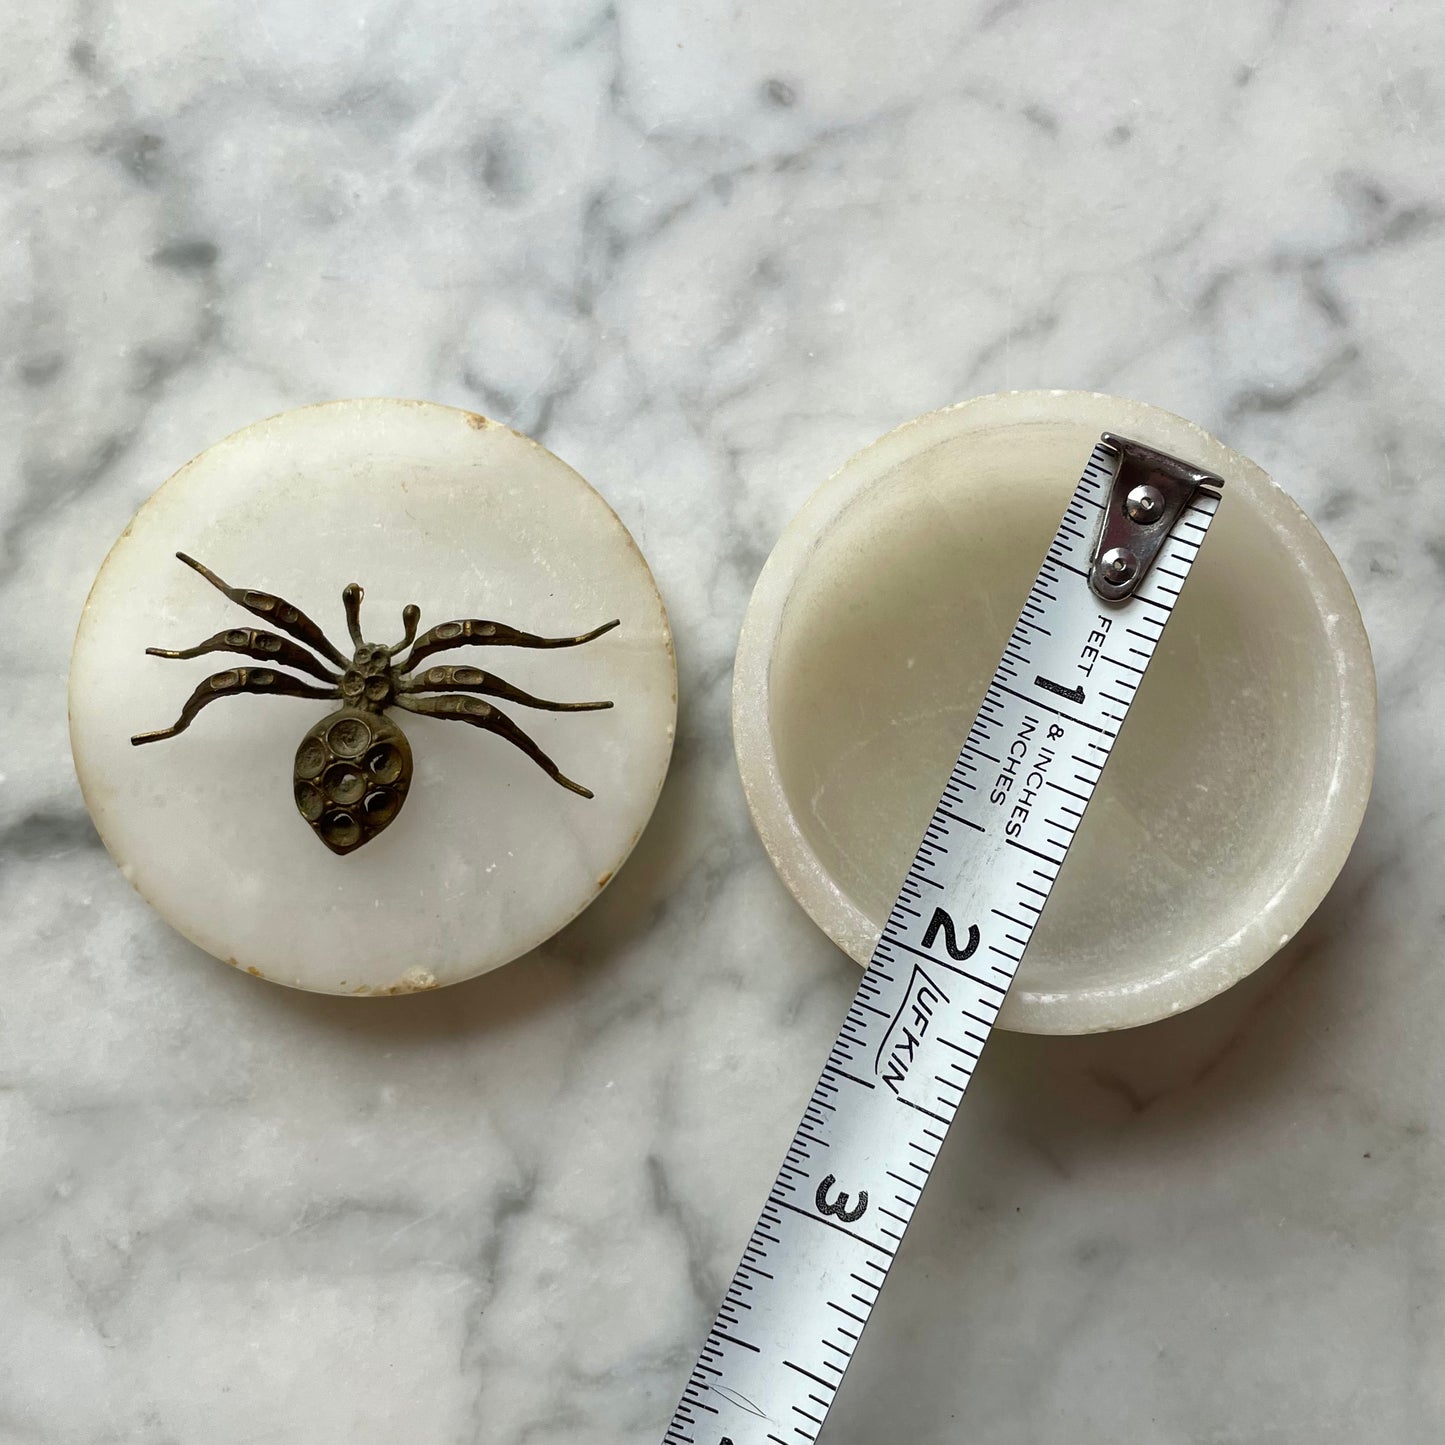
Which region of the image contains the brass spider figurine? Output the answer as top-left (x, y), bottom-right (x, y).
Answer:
top-left (132, 553), bottom-right (618, 855)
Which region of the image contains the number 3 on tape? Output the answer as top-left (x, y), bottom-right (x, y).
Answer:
top-left (814, 1175), bottom-right (868, 1224)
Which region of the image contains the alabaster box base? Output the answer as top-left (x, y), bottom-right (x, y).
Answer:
top-left (733, 391), bottom-right (1376, 1035)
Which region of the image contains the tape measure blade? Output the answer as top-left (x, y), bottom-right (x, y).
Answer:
top-left (663, 443), bottom-right (1221, 1445)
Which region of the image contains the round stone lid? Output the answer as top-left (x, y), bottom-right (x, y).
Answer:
top-left (69, 399), bottom-right (676, 994)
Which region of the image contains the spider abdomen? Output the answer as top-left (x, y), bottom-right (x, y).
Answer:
top-left (293, 707), bottom-right (413, 855)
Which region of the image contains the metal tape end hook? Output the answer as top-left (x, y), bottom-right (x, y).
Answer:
top-left (1087, 433), bottom-right (1225, 602)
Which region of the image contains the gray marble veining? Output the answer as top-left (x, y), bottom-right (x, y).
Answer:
top-left (2, 3), bottom-right (1442, 1442)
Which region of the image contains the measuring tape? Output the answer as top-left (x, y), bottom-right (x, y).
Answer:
top-left (661, 434), bottom-right (1225, 1444)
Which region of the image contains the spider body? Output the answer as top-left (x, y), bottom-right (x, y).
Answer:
top-left (294, 706), bottom-right (412, 854)
top-left (133, 554), bottom-right (618, 856)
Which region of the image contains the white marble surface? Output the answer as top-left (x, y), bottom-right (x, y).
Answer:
top-left (3, 3), bottom-right (1442, 1441)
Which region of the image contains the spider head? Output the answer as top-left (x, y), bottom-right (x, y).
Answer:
top-left (337, 586), bottom-right (422, 709)
top-left (338, 641), bottom-right (396, 709)
top-left (353, 641), bottom-right (391, 673)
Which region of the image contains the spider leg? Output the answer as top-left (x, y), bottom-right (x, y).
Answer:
top-left (399, 617), bottom-right (619, 673)
top-left (342, 583), bottom-right (365, 649)
top-left (145, 627), bottom-right (340, 684)
top-left (387, 604), bottom-right (421, 657)
top-left (175, 553), bottom-right (350, 669)
top-left (396, 693), bottom-right (594, 797)
top-left (131, 667), bottom-right (340, 745)
top-left (401, 665), bottom-right (612, 712)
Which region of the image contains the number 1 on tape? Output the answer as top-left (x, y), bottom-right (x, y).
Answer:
top-left (662, 434), bottom-right (1225, 1444)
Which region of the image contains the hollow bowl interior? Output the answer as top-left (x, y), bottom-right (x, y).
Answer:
top-left (735, 392), bottom-right (1375, 1034)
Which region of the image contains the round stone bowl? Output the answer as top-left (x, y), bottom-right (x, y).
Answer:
top-left (733, 391), bottom-right (1376, 1034)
